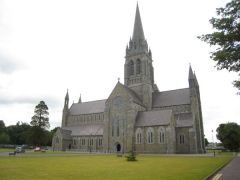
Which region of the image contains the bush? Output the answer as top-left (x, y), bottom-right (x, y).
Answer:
top-left (126, 150), bottom-right (137, 161)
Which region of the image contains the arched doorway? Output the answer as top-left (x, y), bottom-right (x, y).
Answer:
top-left (116, 143), bottom-right (121, 152)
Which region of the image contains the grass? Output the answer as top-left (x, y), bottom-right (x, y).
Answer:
top-left (0, 148), bottom-right (15, 152)
top-left (0, 153), bottom-right (232, 180)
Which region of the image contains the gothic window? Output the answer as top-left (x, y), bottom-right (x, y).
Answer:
top-left (147, 127), bottom-right (154, 144)
top-left (136, 59), bottom-right (141, 74)
top-left (135, 128), bottom-right (142, 144)
top-left (73, 139), bottom-right (77, 145)
top-left (98, 138), bottom-right (102, 146)
top-left (158, 127), bottom-right (165, 144)
top-left (90, 139), bottom-right (93, 146)
top-left (129, 60), bottom-right (134, 75)
top-left (179, 135), bottom-right (185, 144)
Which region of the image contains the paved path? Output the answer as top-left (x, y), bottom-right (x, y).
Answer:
top-left (212, 154), bottom-right (240, 180)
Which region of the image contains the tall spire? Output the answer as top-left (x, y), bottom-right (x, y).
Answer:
top-left (188, 65), bottom-right (194, 80)
top-left (132, 3), bottom-right (145, 41)
top-left (65, 89), bottom-right (69, 100)
top-left (126, 3), bottom-right (148, 55)
top-left (64, 89), bottom-right (69, 108)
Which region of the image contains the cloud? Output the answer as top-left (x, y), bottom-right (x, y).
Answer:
top-left (0, 95), bottom-right (61, 108)
top-left (0, 53), bottom-right (21, 74)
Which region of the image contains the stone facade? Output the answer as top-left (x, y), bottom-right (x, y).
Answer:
top-left (52, 4), bottom-right (205, 154)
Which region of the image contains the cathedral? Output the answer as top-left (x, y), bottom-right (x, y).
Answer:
top-left (52, 4), bottom-right (205, 154)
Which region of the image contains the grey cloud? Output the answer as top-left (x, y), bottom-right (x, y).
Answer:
top-left (0, 53), bottom-right (21, 74)
top-left (0, 95), bottom-right (62, 108)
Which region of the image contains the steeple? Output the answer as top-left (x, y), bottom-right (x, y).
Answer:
top-left (124, 4), bottom-right (154, 110)
top-left (132, 3), bottom-right (145, 42)
top-left (62, 89), bottom-right (69, 127)
top-left (126, 3), bottom-right (149, 55)
top-left (78, 94), bottom-right (82, 103)
top-left (64, 89), bottom-right (69, 108)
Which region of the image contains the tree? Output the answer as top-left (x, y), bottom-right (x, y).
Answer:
top-left (216, 122), bottom-right (240, 151)
top-left (7, 122), bottom-right (32, 145)
top-left (31, 101), bottom-right (50, 129)
top-left (0, 132), bottom-right (10, 144)
top-left (198, 0), bottom-right (240, 90)
top-left (0, 120), bottom-right (6, 133)
top-left (0, 120), bottom-right (9, 144)
top-left (204, 138), bottom-right (209, 147)
top-left (30, 101), bottom-right (50, 146)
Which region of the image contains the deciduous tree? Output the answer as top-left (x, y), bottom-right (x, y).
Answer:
top-left (216, 122), bottom-right (240, 151)
top-left (198, 0), bottom-right (240, 90)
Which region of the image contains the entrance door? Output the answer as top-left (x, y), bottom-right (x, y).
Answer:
top-left (116, 143), bottom-right (121, 152)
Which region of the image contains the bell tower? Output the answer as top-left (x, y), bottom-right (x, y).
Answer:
top-left (124, 4), bottom-right (154, 110)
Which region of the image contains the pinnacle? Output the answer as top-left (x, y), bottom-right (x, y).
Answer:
top-left (188, 65), bottom-right (194, 80)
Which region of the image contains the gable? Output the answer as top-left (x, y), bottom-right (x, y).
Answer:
top-left (106, 82), bottom-right (143, 106)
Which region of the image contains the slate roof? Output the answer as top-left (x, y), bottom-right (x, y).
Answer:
top-left (69, 99), bottom-right (106, 115)
top-left (62, 124), bottom-right (103, 136)
top-left (135, 110), bottom-right (172, 127)
top-left (152, 88), bottom-right (190, 107)
top-left (59, 128), bottom-right (72, 140)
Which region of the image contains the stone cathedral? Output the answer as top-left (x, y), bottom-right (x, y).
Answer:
top-left (52, 4), bottom-right (205, 154)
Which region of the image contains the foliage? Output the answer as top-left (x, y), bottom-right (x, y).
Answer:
top-left (0, 120), bottom-right (6, 133)
top-left (29, 101), bottom-right (50, 146)
top-left (0, 132), bottom-right (10, 144)
top-left (31, 101), bottom-right (50, 129)
top-left (205, 138), bottom-right (209, 146)
top-left (198, 0), bottom-right (240, 90)
top-left (0, 154), bottom-right (232, 180)
top-left (6, 122), bottom-right (32, 145)
top-left (216, 122), bottom-right (240, 151)
top-left (126, 150), bottom-right (137, 161)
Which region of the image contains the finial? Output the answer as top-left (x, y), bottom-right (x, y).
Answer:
top-left (118, 77), bottom-right (120, 82)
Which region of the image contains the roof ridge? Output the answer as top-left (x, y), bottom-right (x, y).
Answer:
top-left (158, 88), bottom-right (189, 93)
top-left (73, 99), bottom-right (106, 105)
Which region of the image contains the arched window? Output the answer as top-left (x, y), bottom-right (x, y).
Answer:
top-left (136, 59), bottom-right (141, 74)
top-left (147, 127), bottom-right (154, 144)
top-left (128, 60), bottom-right (134, 75)
top-left (158, 127), bottom-right (165, 144)
top-left (179, 134), bottom-right (185, 144)
top-left (135, 128), bottom-right (142, 144)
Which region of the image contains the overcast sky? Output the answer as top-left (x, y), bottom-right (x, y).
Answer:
top-left (0, 0), bottom-right (239, 142)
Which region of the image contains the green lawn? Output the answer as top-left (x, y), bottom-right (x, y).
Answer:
top-left (0, 148), bottom-right (15, 153)
top-left (0, 154), bottom-right (232, 180)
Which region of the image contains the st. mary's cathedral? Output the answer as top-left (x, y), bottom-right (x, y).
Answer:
top-left (52, 4), bottom-right (205, 154)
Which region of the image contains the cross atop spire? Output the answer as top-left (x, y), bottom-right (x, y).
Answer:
top-left (132, 3), bottom-right (145, 41)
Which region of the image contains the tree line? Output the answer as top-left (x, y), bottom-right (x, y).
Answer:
top-left (0, 101), bottom-right (58, 147)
